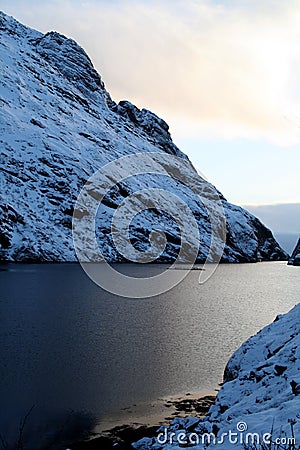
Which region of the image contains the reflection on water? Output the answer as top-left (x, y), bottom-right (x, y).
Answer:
top-left (0, 262), bottom-right (299, 448)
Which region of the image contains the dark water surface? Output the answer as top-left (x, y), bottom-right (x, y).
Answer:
top-left (0, 262), bottom-right (299, 447)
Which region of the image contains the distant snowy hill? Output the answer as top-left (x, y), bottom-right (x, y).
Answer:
top-left (134, 304), bottom-right (300, 449)
top-left (244, 204), bottom-right (300, 234)
top-left (0, 12), bottom-right (287, 262)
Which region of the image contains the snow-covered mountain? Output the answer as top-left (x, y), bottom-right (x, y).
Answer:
top-left (0, 12), bottom-right (288, 263)
top-left (134, 304), bottom-right (300, 449)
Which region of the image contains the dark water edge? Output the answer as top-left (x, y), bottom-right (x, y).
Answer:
top-left (0, 262), bottom-right (299, 449)
top-left (69, 393), bottom-right (216, 449)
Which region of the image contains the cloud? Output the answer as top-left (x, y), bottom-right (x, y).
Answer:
top-left (2, 0), bottom-right (300, 144)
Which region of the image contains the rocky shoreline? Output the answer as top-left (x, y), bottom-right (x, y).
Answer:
top-left (70, 394), bottom-right (216, 449)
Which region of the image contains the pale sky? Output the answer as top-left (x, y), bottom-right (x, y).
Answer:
top-left (1, 0), bottom-right (300, 206)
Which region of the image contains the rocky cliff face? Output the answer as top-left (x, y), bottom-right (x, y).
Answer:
top-left (0, 12), bottom-right (288, 263)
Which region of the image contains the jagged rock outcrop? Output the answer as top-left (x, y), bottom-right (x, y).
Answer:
top-left (288, 238), bottom-right (300, 265)
top-left (0, 11), bottom-right (288, 263)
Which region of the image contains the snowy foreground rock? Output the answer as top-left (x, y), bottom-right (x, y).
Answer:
top-left (0, 12), bottom-right (287, 262)
top-left (134, 304), bottom-right (300, 449)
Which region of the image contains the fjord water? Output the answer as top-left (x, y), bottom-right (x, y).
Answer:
top-left (0, 262), bottom-right (299, 445)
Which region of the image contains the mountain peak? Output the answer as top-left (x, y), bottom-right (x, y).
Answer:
top-left (0, 11), bottom-right (107, 98)
top-left (0, 11), bottom-right (40, 39)
top-left (33, 31), bottom-right (106, 95)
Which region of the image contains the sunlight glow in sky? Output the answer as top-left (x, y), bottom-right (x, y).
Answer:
top-left (0, 0), bottom-right (299, 205)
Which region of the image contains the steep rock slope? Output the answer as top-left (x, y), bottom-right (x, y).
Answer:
top-left (0, 12), bottom-right (287, 262)
top-left (134, 304), bottom-right (300, 449)
top-left (288, 238), bottom-right (300, 265)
